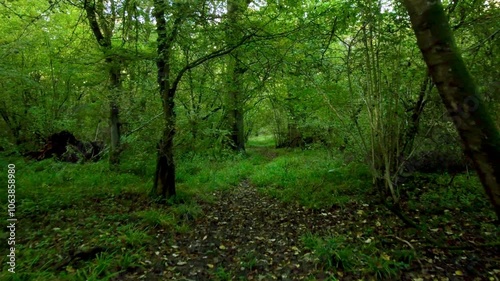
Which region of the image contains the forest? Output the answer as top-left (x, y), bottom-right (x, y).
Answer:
top-left (0, 0), bottom-right (499, 280)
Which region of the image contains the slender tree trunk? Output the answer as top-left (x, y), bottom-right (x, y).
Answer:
top-left (150, 0), bottom-right (251, 201)
top-left (225, 0), bottom-right (249, 153)
top-left (152, 0), bottom-right (176, 201)
top-left (84, 0), bottom-right (122, 167)
top-left (400, 74), bottom-right (431, 158)
top-left (226, 57), bottom-right (246, 151)
top-left (403, 0), bottom-right (500, 220)
top-left (287, 119), bottom-right (303, 148)
top-left (108, 64), bottom-right (121, 166)
top-left (153, 94), bottom-right (176, 200)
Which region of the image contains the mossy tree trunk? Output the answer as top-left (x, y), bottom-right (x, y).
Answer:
top-left (152, 0), bottom-right (178, 201)
top-left (151, 0), bottom-right (253, 202)
top-left (84, 0), bottom-right (122, 167)
top-left (403, 0), bottom-right (500, 220)
top-left (225, 0), bottom-right (251, 153)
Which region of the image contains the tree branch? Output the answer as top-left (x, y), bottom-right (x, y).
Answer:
top-left (83, 0), bottom-right (109, 47)
top-left (170, 33), bottom-right (255, 95)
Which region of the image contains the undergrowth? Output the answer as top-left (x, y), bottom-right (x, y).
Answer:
top-left (0, 137), bottom-right (497, 280)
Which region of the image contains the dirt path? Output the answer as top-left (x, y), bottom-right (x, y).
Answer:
top-left (147, 180), bottom-right (341, 280)
top-left (130, 172), bottom-right (498, 280)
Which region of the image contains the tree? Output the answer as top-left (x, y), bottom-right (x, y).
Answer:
top-left (402, 0), bottom-right (500, 220)
top-left (83, 0), bottom-right (123, 166)
top-left (225, 0), bottom-right (251, 152)
top-left (152, 0), bottom-right (253, 201)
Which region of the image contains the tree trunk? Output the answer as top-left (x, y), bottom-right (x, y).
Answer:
top-left (287, 119), bottom-right (303, 148)
top-left (225, 0), bottom-right (250, 153)
top-left (84, 0), bottom-right (122, 167)
top-left (153, 98), bottom-right (176, 201)
top-left (226, 57), bottom-right (246, 151)
top-left (109, 101), bottom-right (121, 165)
top-left (108, 63), bottom-right (121, 166)
top-left (152, 0), bottom-right (177, 201)
top-left (403, 0), bottom-right (500, 220)
top-left (150, 0), bottom-right (251, 201)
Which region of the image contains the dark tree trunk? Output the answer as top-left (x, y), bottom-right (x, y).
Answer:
top-left (225, 0), bottom-right (250, 153)
top-left (403, 0), bottom-right (500, 220)
top-left (109, 101), bottom-right (121, 165)
top-left (150, 0), bottom-right (251, 201)
top-left (153, 103), bottom-right (176, 200)
top-left (228, 88), bottom-right (246, 152)
top-left (400, 74), bottom-right (431, 159)
top-left (152, 0), bottom-right (177, 201)
top-left (226, 62), bottom-right (246, 153)
top-left (287, 119), bottom-right (303, 148)
top-left (108, 64), bottom-right (122, 166)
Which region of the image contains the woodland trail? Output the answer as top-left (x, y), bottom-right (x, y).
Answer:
top-left (126, 176), bottom-right (499, 281)
top-left (120, 149), bottom-right (498, 280)
top-left (141, 180), bottom-right (346, 280)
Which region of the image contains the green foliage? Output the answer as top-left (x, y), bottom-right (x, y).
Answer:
top-left (301, 232), bottom-right (410, 279)
top-left (407, 174), bottom-right (490, 214)
top-left (250, 149), bottom-right (371, 209)
top-left (212, 267), bottom-right (233, 281)
top-left (239, 251), bottom-right (258, 271)
top-left (301, 233), bottom-right (356, 271)
top-left (0, 0), bottom-right (498, 279)
top-left (134, 210), bottom-right (176, 228)
top-left (246, 134), bottom-right (276, 147)
top-left (365, 255), bottom-right (408, 280)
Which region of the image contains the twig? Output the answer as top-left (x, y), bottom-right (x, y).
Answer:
top-left (125, 113), bottom-right (163, 137)
top-left (386, 234), bottom-right (424, 271)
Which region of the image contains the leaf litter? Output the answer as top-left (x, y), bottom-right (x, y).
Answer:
top-left (126, 181), bottom-right (500, 280)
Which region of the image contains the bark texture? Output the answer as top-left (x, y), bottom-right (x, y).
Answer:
top-left (84, 0), bottom-right (122, 166)
top-left (152, 0), bottom-right (177, 200)
top-left (225, 0), bottom-right (250, 152)
top-left (403, 0), bottom-right (500, 219)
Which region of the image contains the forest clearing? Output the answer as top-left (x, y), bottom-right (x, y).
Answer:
top-left (1, 0), bottom-right (499, 280)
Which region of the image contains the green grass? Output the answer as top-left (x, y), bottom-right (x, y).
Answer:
top-left (301, 232), bottom-right (357, 271)
top-left (212, 266), bottom-right (233, 281)
top-left (0, 145), bottom-right (371, 280)
top-left (1, 144), bottom-right (494, 280)
top-left (249, 148), bottom-right (371, 209)
top-left (406, 173), bottom-right (490, 214)
top-left (247, 134), bottom-right (276, 147)
top-left (0, 154), bottom-right (199, 280)
top-left (301, 232), bottom-right (410, 279)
